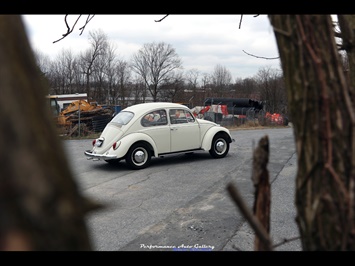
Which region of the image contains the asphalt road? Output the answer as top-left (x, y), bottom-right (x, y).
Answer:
top-left (62, 126), bottom-right (302, 251)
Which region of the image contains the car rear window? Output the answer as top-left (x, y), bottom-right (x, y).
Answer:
top-left (111, 111), bottom-right (134, 125)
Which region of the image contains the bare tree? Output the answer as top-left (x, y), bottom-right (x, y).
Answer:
top-left (48, 49), bottom-right (80, 96)
top-left (200, 72), bottom-right (211, 104)
top-left (52, 51), bottom-right (70, 95)
top-left (60, 49), bottom-right (77, 94)
top-left (233, 77), bottom-right (259, 99)
top-left (102, 43), bottom-right (118, 105)
top-left (80, 29), bottom-right (108, 101)
top-left (185, 68), bottom-right (200, 90)
top-left (92, 45), bottom-right (110, 103)
top-left (130, 75), bottom-right (147, 105)
top-left (184, 68), bottom-right (201, 106)
top-left (131, 42), bottom-right (182, 102)
top-left (72, 54), bottom-right (85, 94)
top-left (158, 70), bottom-right (185, 102)
top-left (113, 59), bottom-right (132, 107)
top-left (256, 66), bottom-right (286, 114)
top-left (210, 64), bottom-right (232, 97)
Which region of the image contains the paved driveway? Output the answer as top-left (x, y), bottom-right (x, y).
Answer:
top-left (62, 126), bottom-right (302, 251)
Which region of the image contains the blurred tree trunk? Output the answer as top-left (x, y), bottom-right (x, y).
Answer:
top-left (269, 15), bottom-right (355, 250)
top-left (0, 15), bottom-right (100, 250)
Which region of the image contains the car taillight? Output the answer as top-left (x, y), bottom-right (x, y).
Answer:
top-left (112, 142), bottom-right (120, 150)
top-left (92, 139), bottom-right (96, 146)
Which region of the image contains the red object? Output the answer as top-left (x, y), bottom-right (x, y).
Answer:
top-left (199, 106), bottom-right (210, 114)
top-left (200, 105), bottom-right (228, 115)
top-left (265, 112), bottom-right (284, 124)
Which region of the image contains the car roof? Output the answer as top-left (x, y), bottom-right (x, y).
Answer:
top-left (123, 102), bottom-right (189, 114)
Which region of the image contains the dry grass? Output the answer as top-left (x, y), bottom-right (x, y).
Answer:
top-left (226, 120), bottom-right (292, 131)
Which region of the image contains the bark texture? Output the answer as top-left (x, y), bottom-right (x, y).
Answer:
top-left (252, 135), bottom-right (271, 251)
top-left (269, 15), bottom-right (355, 250)
top-left (0, 15), bottom-right (100, 251)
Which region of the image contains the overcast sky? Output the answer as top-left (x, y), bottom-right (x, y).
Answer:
top-left (22, 14), bottom-right (281, 80)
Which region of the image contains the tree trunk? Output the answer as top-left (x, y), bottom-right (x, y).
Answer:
top-left (269, 15), bottom-right (355, 250)
top-left (0, 15), bottom-right (101, 251)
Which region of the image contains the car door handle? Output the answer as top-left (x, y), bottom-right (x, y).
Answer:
top-left (170, 127), bottom-right (177, 131)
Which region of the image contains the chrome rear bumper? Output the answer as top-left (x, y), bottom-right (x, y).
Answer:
top-left (84, 150), bottom-right (118, 161)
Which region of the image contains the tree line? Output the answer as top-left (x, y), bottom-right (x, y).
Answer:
top-left (35, 28), bottom-right (287, 115)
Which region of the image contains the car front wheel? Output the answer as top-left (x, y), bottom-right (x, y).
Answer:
top-left (125, 143), bottom-right (151, 170)
top-left (209, 134), bottom-right (229, 158)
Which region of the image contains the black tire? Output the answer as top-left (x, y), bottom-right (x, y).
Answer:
top-left (209, 134), bottom-right (229, 158)
top-left (125, 143), bottom-right (151, 170)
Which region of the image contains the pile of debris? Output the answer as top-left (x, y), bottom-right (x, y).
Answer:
top-left (57, 100), bottom-right (114, 136)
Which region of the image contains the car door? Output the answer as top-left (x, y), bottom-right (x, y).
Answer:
top-left (141, 109), bottom-right (171, 154)
top-left (169, 108), bottom-right (200, 152)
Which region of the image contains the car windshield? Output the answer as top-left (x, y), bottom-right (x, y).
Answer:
top-left (111, 111), bottom-right (134, 125)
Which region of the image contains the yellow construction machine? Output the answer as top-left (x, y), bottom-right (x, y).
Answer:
top-left (56, 100), bottom-right (113, 136)
top-left (57, 100), bottom-right (101, 126)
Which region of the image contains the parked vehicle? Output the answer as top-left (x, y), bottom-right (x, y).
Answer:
top-left (84, 102), bottom-right (234, 169)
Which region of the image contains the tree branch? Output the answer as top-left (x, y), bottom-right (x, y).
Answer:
top-left (79, 15), bottom-right (95, 35)
top-left (155, 15), bottom-right (169, 22)
top-left (226, 182), bottom-right (273, 251)
top-left (53, 15), bottom-right (95, 43)
top-left (242, 49), bottom-right (280, 60)
top-left (238, 14), bottom-right (260, 29)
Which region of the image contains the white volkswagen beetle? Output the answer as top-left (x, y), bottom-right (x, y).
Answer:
top-left (84, 102), bottom-right (234, 169)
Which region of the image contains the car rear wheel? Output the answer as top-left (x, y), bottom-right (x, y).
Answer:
top-left (209, 134), bottom-right (229, 158)
top-left (125, 143), bottom-right (151, 170)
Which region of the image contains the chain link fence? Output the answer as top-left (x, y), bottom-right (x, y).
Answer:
top-left (202, 108), bottom-right (289, 128)
top-left (54, 108), bottom-right (114, 138)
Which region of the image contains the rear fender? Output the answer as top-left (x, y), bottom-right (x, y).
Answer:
top-left (113, 132), bottom-right (158, 158)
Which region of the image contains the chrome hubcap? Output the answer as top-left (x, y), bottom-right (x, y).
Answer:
top-left (134, 150), bottom-right (145, 163)
top-left (216, 140), bottom-right (225, 153)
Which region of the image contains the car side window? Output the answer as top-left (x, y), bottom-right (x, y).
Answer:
top-left (169, 109), bottom-right (180, 124)
top-left (170, 109), bottom-right (194, 124)
top-left (141, 109), bottom-right (167, 127)
top-left (184, 110), bottom-right (195, 123)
